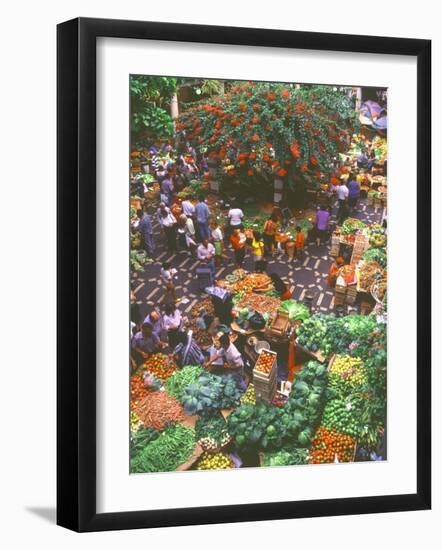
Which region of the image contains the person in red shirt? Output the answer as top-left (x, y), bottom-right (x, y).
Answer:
top-left (294, 226), bottom-right (305, 259)
top-left (229, 227), bottom-right (247, 268)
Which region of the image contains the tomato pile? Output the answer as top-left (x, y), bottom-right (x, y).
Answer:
top-left (143, 354), bottom-right (177, 381)
top-left (254, 351), bottom-right (274, 375)
top-left (130, 373), bottom-right (147, 408)
top-left (309, 426), bottom-right (355, 464)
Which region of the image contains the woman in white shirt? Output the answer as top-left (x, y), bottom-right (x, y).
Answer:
top-left (157, 202), bottom-right (177, 251)
top-left (210, 220), bottom-right (228, 267)
top-left (227, 202), bottom-right (244, 236)
top-left (163, 302), bottom-right (183, 348)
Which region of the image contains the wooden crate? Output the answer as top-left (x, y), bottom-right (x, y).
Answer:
top-left (265, 311), bottom-right (290, 339)
top-left (330, 232), bottom-right (341, 257)
top-left (295, 341), bottom-right (327, 363)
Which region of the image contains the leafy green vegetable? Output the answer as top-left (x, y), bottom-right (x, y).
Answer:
top-left (130, 427), bottom-right (161, 459)
top-left (195, 414), bottom-right (230, 446)
top-left (363, 247), bottom-right (387, 268)
top-left (279, 300), bottom-right (310, 321)
top-left (164, 365), bottom-right (205, 400)
top-left (262, 448), bottom-right (308, 467)
top-left (130, 424), bottom-right (195, 473)
top-left (181, 373), bottom-right (244, 416)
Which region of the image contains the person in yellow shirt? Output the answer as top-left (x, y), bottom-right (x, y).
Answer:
top-left (251, 231), bottom-right (266, 272)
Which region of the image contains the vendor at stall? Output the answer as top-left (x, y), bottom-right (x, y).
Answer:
top-left (327, 256), bottom-right (345, 288)
top-left (173, 330), bottom-right (206, 368)
top-left (131, 322), bottom-right (167, 365)
top-left (269, 272), bottom-right (292, 300)
top-left (205, 334), bottom-right (246, 390)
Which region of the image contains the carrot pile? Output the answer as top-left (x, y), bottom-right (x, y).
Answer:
top-left (135, 391), bottom-right (187, 430)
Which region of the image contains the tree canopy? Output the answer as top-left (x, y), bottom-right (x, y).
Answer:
top-left (176, 81), bottom-right (359, 187)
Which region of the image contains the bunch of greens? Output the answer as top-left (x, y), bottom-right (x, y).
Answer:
top-left (164, 365), bottom-right (205, 401)
top-left (262, 448), bottom-right (308, 467)
top-left (279, 300), bottom-right (310, 322)
top-left (363, 247), bottom-right (387, 268)
top-left (130, 426), bottom-right (161, 459)
top-left (130, 424), bottom-right (195, 473)
top-left (181, 373), bottom-right (244, 416)
top-left (227, 403), bottom-right (285, 451)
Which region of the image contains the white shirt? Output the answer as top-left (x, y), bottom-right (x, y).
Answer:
top-left (197, 243), bottom-right (215, 260)
top-left (157, 207), bottom-right (176, 227)
top-left (211, 227), bottom-right (223, 242)
top-left (219, 343), bottom-right (244, 367)
top-left (336, 185), bottom-right (349, 200)
top-left (228, 208), bottom-right (244, 226)
top-left (181, 200), bottom-right (195, 217)
top-left (163, 309), bottom-right (182, 331)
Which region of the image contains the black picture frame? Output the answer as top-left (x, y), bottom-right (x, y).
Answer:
top-left (57, 17), bottom-right (431, 532)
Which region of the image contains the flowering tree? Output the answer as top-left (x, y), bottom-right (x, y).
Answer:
top-left (176, 82), bottom-right (359, 188)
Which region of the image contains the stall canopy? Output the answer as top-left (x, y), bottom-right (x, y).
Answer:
top-left (359, 100), bottom-right (387, 131)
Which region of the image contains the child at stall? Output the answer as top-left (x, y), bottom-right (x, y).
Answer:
top-left (251, 231), bottom-right (266, 272)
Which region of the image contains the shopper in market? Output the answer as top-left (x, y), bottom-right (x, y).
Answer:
top-left (181, 195), bottom-right (195, 218)
top-left (230, 227), bottom-right (247, 269)
top-left (347, 172), bottom-right (360, 213)
top-left (294, 226), bottom-right (305, 259)
top-left (197, 239), bottom-right (216, 278)
top-left (210, 219), bottom-right (228, 267)
top-left (160, 172), bottom-right (174, 206)
top-left (251, 230), bottom-right (266, 272)
top-left (315, 206), bottom-right (331, 247)
top-left (195, 195), bottom-right (211, 241)
top-left (136, 209), bottom-right (155, 257)
top-left (160, 262), bottom-right (179, 304)
top-left (263, 213), bottom-right (279, 257)
top-left (227, 201), bottom-right (244, 236)
top-left (162, 302), bottom-right (184, 349)
top-left (157, 202), bottom-right (177, 251)
top-left (177, 214), bottom-right (197, 254)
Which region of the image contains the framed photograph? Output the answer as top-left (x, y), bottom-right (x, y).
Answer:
top-left (57, 18), bottom-right (431, 532)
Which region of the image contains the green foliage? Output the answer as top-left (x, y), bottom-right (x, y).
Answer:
top-left (164, 365), bottom-right (205, 400)
top-left (130, 424), bottom-right (195, 473)
top-left (130, 75), bottom-right (177, 139)
top-left (227, 361), bottom-right (328, 452)
top-left (181, 373), bottom-right (244, 416)
top-left (130, 427), bottom-right (161, 459)
top-left (262, 447), bottom-right (308, 467)
top-left (177, 81), bottom-right (359, 188)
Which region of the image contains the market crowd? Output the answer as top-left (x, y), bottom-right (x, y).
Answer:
top-left (130, 136), bottom-right (386, 390)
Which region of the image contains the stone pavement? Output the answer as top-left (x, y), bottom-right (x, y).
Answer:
top-left (131, 198), bottom-right (385, 321)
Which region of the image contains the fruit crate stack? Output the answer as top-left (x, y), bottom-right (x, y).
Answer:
top-left (253, 349), bottom-right (278, 404)
top-left (350, 234), bottom-right (369, 265)
top-left (330, 232), bottom-right (341, 257)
